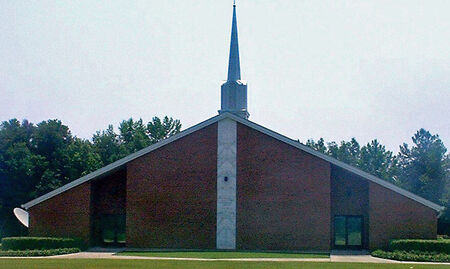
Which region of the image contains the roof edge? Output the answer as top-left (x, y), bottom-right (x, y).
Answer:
top-left (22, 112), bottom-right (444, 212)
top-left (22, 114), bottom-right (223, 209)
top-left (225, 113), bottom-right (444, 212)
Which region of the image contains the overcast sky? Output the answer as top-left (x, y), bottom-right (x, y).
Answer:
top-left (1, 0), bottom-right (449, 152)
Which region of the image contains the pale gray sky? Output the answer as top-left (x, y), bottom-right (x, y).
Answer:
top-left (1, 0), bottom-right (449, 152)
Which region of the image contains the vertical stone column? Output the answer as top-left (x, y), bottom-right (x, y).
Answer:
top-left (216, 118), bottom-right (237, 249)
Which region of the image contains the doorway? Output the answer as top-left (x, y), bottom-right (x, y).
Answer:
top-left (334, 215), bottom-right (363, 249)
top-left (98, 214), bottom-right (126, 246)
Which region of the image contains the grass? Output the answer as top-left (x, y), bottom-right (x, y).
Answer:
top-left (117, 250), bottom-right (329, 259)
top-left (0, 259), bottom-right (448, 269)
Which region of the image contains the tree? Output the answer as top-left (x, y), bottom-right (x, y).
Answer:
top-left (118, 118), bottom-right (151, 154)
top-left (0, 120), bottom-right (43, 238)
top-left (92, 125), bottom-right (123, 165)
top-left (31, 120), bottom-right (74, 196)
top-left (397, 128), bottom-right (448, 204)
top-left (0, 116), bottom-right (182, 239)
top-left (327, 138), bottom-right (361, 167)
top-left (92, 116), bottom-right (182, 166)
top-left (305, 137), bottom-right (398, 182)
top-left (358, 139), bottom-right (398, 182)
top-left (65, 138), bottom-right (103, 182)
top-left (306, 138), bottom-right (327, 153)
top-left (147, 116), bottom-right (182, 144)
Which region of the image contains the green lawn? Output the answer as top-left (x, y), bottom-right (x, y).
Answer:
top-left (0, 259), bottom-right (448, 269)
top-left (117, 251), bottom-right (328, 259)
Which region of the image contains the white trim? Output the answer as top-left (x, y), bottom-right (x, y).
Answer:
top-left (22, 112), bottom-right (444, 212)
top-left (22, 114), bottom-right (224, 209)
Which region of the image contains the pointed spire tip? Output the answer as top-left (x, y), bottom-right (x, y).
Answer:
top-left (227, 0), bottom-right (241, 81)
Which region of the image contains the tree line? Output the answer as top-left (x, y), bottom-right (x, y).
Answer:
top-left (0, 116), bottom-right (181, 238)
top-left (306, 129), bottom-right (450, 231)
top-left (0, 117), bottom-right (449, 238)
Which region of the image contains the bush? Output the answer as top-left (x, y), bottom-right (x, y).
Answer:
top-left (372, 249), bottom-right (450, 262)
top-left (389, 239), bottom-right (450, 254)
top-left (0, 247), bottom-right (80, 257)
top-left (1, 237), bottom-right (85, 251)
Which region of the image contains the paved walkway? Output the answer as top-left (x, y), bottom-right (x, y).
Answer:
top-left (2, 249), bottom-right (449, 265)
top-left (49, 249), bottom-right (449, 265)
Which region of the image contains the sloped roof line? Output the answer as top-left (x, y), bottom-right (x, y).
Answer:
top-left (22, 112), bottom-right (444, 212)
top-left (224, 113), bottom-right (444, 212)
top-left (22, 114), bottom-right (224, 209)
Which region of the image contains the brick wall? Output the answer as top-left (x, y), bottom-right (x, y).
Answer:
top-left (236, 123), bottom-right (331, 250)
top-left (28, 182), bottom-right (91, 244)
top-left (369, 182), bottom-right (437, 249)
top-left (126, 123), bottom-right (217, 248)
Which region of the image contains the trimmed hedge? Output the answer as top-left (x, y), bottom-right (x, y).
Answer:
top-left (1, 237), bottom-right (85, 251)
top-left (372, 249), bottom-right (450, 262)
top-left (0, 248), bottom-right (80, 257)
top-left (389, 239), bottom-right (450, 254)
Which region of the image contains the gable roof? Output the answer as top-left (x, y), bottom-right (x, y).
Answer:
top-left (22, 112), bottom-right (444, 212)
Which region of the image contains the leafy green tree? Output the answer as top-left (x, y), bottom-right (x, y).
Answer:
top-left (305, 138), bottom-right (327, 153)
top-left (397, 128), bottom-right (448, 204)
top-left (31, 120), bottom-right (72, 160)
top-left (327, 138), bottom-right (360, 167)
top-left (305, 137), bottom-right (397, 182)
top-left (92, 125), bottom-right (124, 165)
top-left (30, 120), bottom-right (74, 196)
top-left (147, 116), bottom-right (182, 144)
top-left (0, 120), bottom-right (44, 238)
top-left (93, 116), bottom-right (182, 165)
top-left (0, 116), bottom-right (182, 239)
top-left (358, 139), bottom-right (398, 182)
top-left (66, 138), bottom-right (103, 181)
top-left (119, 118), bottom-right (151, 154)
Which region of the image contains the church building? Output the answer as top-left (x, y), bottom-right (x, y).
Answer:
top-left (21, 3), bottom-right (443, 251)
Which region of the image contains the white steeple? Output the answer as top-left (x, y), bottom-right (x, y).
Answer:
top-left (219, 1), bottom-right (249, 119)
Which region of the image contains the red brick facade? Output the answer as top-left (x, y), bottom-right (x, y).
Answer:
top-left (369, 183), bottom-right (437, 249)
top-left (236, 123), bottom-right (331, 250)
top-left (126, 123), bottom-right (218, 248)
top-left (28, 182), bottom-right (91, 244)
top-left (26, 118), bottom-right (438, 250)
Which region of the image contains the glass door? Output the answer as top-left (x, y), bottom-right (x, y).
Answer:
top-left (100, 214), bottom-right (126, 246)
top-left (334, 215), bottom-right (363, 249)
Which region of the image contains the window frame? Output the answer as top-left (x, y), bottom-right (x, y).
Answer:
top-left (333, 215), bottom-right (363, 249)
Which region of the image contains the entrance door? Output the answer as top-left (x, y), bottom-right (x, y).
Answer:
top-left (334, 215), bottom-right (363, 249)
top-left (99, 214), bottom-right (126, 246)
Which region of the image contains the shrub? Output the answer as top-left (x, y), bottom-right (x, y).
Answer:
top-left (0, 247), bottom-right (80, 257)
top-left (389, 239), bottom-right (450, 254)
top-left (372, 249), bottom-right (450, 262)
top-left (1, 237), bottom-right (85, 251)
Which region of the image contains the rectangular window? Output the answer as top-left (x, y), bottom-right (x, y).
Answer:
top-left (334, 215), bottom-right (363, 249)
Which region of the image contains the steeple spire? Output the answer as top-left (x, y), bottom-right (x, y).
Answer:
top-left (219, 1), bottom-right (249, 119)
top-left (227, 1), bottom-right (240, 81)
